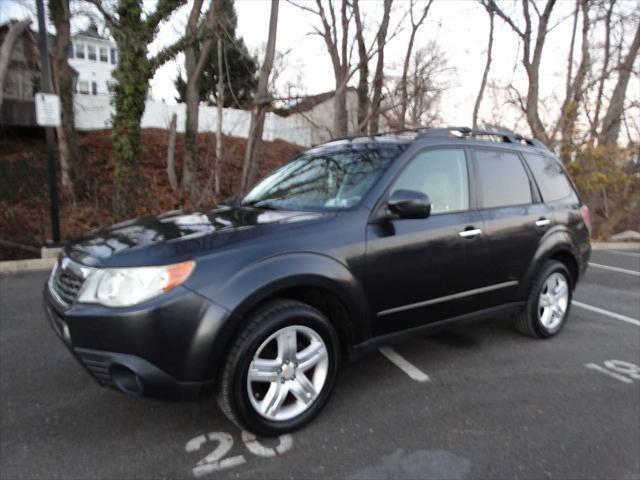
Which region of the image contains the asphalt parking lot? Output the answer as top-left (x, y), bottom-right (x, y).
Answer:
top-left (1, 248), bottom-right (639, 480)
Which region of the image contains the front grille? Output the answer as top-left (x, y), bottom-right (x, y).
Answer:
top-left (53, 268), bottom-right (84, 304)
top-left (49, 257), bottom-right (94, 306)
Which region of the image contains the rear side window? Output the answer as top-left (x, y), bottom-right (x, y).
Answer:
top-left (474, 149), bottom-right (532, 208)
top-left (391, 148), bottom-right (469, 214)
top-left (524, 153), bottom-right (577, 203)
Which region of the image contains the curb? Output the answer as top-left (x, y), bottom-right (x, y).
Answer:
top-left (0, 258), bottom-right (56, 274)
top-left (591, 242), bottom-right (640, 251)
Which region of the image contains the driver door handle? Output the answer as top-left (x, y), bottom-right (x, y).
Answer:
top-left (459, 228), bottom-right (482, 238)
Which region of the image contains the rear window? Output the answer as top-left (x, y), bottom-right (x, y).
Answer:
top-left (474, 149), bottom-right (532, 208)
top-left (523, 153), bottom-right (577, 203)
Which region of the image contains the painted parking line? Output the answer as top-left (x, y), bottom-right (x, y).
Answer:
top-left (584, 363), bottom-right (634, 384)
top-left (572, 300), bottom-right (640, 327)
top-left (379, 346), bottom-right (430, 382)
top-left (589, 262), bottom-right (640, 276)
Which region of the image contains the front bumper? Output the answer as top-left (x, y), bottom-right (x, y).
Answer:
top-left (43, 283), bottom-right (232, 399)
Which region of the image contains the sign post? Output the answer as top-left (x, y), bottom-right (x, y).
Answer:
top-left (35, 0), bottom-right (61, 243)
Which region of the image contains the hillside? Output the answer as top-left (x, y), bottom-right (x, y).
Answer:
top-left (0, 129), bottom-right (302, 260)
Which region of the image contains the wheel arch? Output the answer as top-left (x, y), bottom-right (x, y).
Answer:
top-left (203, 253), bottom-right (370, 381)
top-left (517, 231), bottom-right (581, 300)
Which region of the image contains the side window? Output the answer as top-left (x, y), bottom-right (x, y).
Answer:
top-left (391, 149), bottom-right (469, 214)
top-left (524, 153), bottom-right (577, 203)
top-left (474, 149), bottom-right (532, 208)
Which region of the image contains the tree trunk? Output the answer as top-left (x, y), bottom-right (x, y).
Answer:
top-left (49, 0), bottom-right (77, 195)
top-left (352, 0), bottom-right (368, 133)
top-left (369, 0), bottom-right (393, 135)
top-left (111, 38), bottom-right (150, 215)
top-left (599, 22), bottom-right (640, 146)
top-left (558, 0), bottom-right (589, 163)
top-left (241, 0), bottom-right (279, 193)
top-left (489, 0), bottom-right (556, 145)
top-left (181, 0), bottom-right (217, 206)
top-left (400, 0), bottom-right (431, 130)
top-left (472, 5), bottom-right (494, 129)
top-left (215, 37), bottom-right (223, 197)
top-left (166, 112), bottom-right (178, 195)
top-left (0, 19), bottom-right (31, 111)
top-left (590, 0), bottom-right (614, 144)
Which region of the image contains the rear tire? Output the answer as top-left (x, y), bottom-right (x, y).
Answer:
top-left (513, 260), bottom-right (572, 338)
top-left (217, 299), bottom-right (339, 436)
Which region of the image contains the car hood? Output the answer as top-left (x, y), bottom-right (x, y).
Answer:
top-left (66, 207), bottom-right (329, 267)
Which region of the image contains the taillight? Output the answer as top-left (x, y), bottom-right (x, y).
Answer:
top-left (580, 205), bottom-right (591, 235)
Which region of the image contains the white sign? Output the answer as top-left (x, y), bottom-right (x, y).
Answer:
top-left (35, 92), bottom-right (61, 127)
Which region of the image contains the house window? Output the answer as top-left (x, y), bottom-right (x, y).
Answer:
top-left (87, 44), bottom-right (96, 61)
top-left (78, 80), bottom-right (89, 94)
top-left (110, 48), bottom-right (117, 65)
top-left (75, 42), bottom-right (85, 59)
top-left (99, 47), bottom-right (108, 62)
top-left (91, 81), bottom-right (97, 95)
top-left (68, 42), bottom-right (74, 58)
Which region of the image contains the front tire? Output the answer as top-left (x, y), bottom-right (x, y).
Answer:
top-left (217, 300), bottom-right (339, 436)
top-left (513, 260), bottom-right (572, 338)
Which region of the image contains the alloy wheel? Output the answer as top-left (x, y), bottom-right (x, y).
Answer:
top-left (247, 325), bottom-right (329, 421)
top-left (538, 272), bottom-right (569, 331)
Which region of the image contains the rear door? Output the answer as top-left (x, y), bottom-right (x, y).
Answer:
top-left (472, 147), bottom-right (547, 306)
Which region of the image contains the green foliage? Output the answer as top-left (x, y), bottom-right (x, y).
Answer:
top-left (567, 144), bottom-right (640, 239)
top-left (108, 0), bottom-right (185, 215)
top-left (174, 0), bottom-right (258, 108)
top-left (566, 144), bottom-right (637, 195)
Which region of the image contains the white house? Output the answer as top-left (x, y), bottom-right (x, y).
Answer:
top-left (68, 23), bottom-right (116, 96)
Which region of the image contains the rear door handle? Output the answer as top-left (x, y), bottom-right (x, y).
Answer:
top-left (459, 228), bottom-right (482, 238)
top-left (535, 218), bottom-right (551, 227)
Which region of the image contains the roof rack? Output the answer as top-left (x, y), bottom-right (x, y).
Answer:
top-left (418, 126), bottom-right (548, 150)
top-left (316, 126), bottom-right (548, 151)
top-left (324, 128), bottom-right (421, 144)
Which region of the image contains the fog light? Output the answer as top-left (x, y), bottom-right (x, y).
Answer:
top-left (110, 364), bottom-right (144, 395)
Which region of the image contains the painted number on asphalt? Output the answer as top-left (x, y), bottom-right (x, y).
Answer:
top-left (585, 360), bottom-right (640, 384)
top-left (185, 431), bottom-right (293, 477)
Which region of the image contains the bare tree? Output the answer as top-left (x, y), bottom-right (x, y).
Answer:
top-left (384, 42), bottom-right (450, 129)
top-left (399, 0), bottom-right (432, 130)
top-left (488, 0), bottom-right (557, 145)
top-left (182, 0), bottom-right (217, 206)
top-left (557, 0), bottom-right (590, 163)
top-left (240, 0), bottom-right (279, 193)
top-left (598, 18), bottom-right (640, 146)
top-left (0, 19), bottom-right (31, 111)
top-left (352, 0), bottom-right (368, 133)
top-left (368, 0), bottom-right (392, 134)
top-left (590, 0), bottom-right (615, 143)
top-left (49, 0), bottom-right (77, 195)
top-left (292, 0), bottom-right (351, 136)
top-left (473, 1), bottom-right (494, 129)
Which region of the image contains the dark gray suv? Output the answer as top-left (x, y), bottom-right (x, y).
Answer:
top-left (44, 127), bottom-right (591, 435)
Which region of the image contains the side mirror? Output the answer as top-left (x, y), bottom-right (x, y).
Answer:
top-left (387, 189), bottom-right (431, 219)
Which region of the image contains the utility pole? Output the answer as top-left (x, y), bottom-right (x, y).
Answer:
top-left (35, 0), bottom-right (61, 243)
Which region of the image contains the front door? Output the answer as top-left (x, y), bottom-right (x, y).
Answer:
top-left (365, 147), bottom-right (489, 336)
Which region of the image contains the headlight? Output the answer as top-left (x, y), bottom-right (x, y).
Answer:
top-left (77, 261), bottom-right (195, 307)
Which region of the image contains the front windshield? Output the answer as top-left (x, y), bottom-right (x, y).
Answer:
top-left (243, 147), bottom-right (402, 211)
